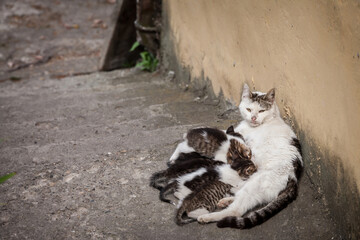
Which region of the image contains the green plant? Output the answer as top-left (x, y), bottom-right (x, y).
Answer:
top-left (130, 41), bottom-right (140, 52)
top-left (130, 41), bottom-right (159, 72)
top-left (0, 172), bottom-right (16, 184)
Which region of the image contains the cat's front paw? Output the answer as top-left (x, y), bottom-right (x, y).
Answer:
top-left (197, 214), bottom-right (213, 224)
top-left (217, 197), bottom-right (234, 208)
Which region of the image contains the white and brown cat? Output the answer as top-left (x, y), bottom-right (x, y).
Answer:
top-left (197, 84), bottom-right (303, 229)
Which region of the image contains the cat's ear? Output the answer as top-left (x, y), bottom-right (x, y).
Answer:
top-left (242, 83), bottom-right (252, 99)
top-left (265, 88), bottom-right (275, 103)
top-left (226, 125), bottom-right (234, 134)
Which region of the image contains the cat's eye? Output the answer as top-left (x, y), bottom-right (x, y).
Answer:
top-left (246, 108), bottom-right (251, 112)
top-left (259, 110), bottom-right (265, 113)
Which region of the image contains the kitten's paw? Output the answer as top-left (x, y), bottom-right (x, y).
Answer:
top-left (197, 214), bottom-right (213, 224)
top-left (217, 197), bottom-right (235, 209)
top-left (167, 157), bottom-right (175, 164)
top-left (173, 191), bottom-right (182, 199)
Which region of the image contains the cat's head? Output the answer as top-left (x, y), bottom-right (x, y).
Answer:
top-left (239, 84), bottom-right (277, 127)
top-left (226, 139), bottom-right (252, 165)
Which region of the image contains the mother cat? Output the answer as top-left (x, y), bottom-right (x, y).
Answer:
top-left (197, 84), bottom-right (303, 229)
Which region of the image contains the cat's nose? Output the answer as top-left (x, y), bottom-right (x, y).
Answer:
top-left (251, 116), bottom-right (257, 121)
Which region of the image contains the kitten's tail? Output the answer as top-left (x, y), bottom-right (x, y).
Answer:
top-left (175, 203), bottom-right (196, 225)
top-left (159, 181), bottom-right (177, 205)
top-left (217, 178), bottom-right (298, 229)
top-left (149, 171), bottom-right (167, 190)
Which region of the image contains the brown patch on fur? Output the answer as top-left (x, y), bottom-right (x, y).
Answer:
top-left (187, 128), bottom-right (228, 158)
top-left (227, 139), bottom-right (256, 179)
top-left (234, 161), bottom-right (257, 180)
top-left (250, 88), bottom-right (275, 109)
top-left (227, 139), bottom-right (252, 164)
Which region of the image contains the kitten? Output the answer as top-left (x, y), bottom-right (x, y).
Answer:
top-left (176, 181), bottom-right (232, 225)
top-left (175, 156), bottom-right (257, 225)
top-left (168, 126), bottom-right (251, 164)
top-left (197, 84), bottom-right (303, 229)
top-left (149, 152), bottom-right (224, 204)
top-left (151, 137), bottom-right (254, 204)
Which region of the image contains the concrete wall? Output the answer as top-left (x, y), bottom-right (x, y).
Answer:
top-left (161, 0), bottom-right (360, 238)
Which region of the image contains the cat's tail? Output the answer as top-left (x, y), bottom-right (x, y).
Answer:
top-left (149, 171), bottom-right (168, 190)
top-left (175, 203), bottom-right (196, 225)
top-left (159, 181), bottom-right (177, 205)
top-left (217, 178), bottom-right (298, 229)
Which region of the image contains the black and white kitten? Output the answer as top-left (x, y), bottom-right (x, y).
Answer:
top-left (150, 152), bottom-right (224, 203)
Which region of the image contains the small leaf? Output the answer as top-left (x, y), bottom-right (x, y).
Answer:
top-left (140, 52), bottom-right (148, 59)
top-left (135, 62), bottom-right (145, 70)
top-left (130, 41), bottom-right (140, 52)
top-left (0, 172), bottom-right (16, 184)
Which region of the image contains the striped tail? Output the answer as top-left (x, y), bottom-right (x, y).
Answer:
top-left (159, 181), bottom-right (177, 205)
top-left (149, 171), bottom-right (168, 190)
top-left (175, 202), bottom-right (196, 225)
top-left (217, 178), bottom-right (298, 229)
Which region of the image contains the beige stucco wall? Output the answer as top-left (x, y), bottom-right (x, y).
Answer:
top-left (164, 0), bottom-right (360, 190)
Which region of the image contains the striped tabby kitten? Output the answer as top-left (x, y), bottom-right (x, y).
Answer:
top-left (197, 84), bottom-right (303, 229)
top-left (168, 126), bottom-right (251, 164)
top-left (175, 156), bottom-right (257, 225)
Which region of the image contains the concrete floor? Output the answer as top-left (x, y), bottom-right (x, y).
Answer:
top-left (0, 69), bottom-right (343, 240)
top-left (0, 0), bottom-right (343, 239)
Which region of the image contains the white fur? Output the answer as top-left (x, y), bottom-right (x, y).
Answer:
top-left (197, 84), bottom-right (303, 223)
top-left (200, 131), bottom-right (210, 143)
top-left (216, 165), bottom-right (246, 189)
top-left (169, 140), bottom-right (195, 164)
top-left (213, 140), bottom-right (230, 162)
top-left (174, 168), bottom-right (207, 203)
top-left (188, 208), bottom-right (209, 219)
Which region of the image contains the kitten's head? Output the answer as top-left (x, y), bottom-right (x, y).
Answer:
top-left (226, 139), bottom-right (252, 165)
top-left (233, 160), bottom-right (257, 179)
top-left (227, 139), bottom-right (256, 179)
top-left (239, 84), bottom-right (276, 127)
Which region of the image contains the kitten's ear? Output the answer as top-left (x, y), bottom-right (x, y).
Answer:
top-left (240, 144), bottom-right (252, 159)
top-left (242, 83), bottom-right (252, 99)
top-left (265, 88), bottom-right (275, 103)
top-left (226, 125), bottom-right (234, 134)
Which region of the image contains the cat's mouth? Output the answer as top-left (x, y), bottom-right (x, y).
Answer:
top-left (250, 121), bottom-right (260, 127)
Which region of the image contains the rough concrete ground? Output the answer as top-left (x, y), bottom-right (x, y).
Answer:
top-left (0, 0), bottom-right (344, 239)
top-left (0, 0), bottom-right (113, 81)
top-left (0, 69), bottom-right (343, 240)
